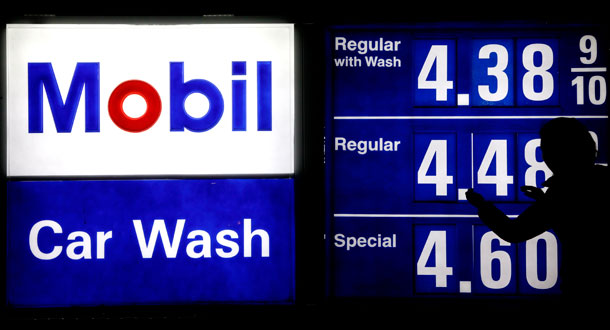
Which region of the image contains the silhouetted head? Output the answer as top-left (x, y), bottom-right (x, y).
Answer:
top-left (540, 117), bottom-right (597, 175)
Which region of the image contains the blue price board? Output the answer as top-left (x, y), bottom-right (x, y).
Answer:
top-left (6, 179), bottom-right (295, 307)
top-left (326, 23), bottom-right (607, 298)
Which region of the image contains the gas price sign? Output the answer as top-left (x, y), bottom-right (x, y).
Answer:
top-left (325, 23), bottom-right (607, 297)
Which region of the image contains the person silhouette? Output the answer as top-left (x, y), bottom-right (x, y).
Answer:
top-left (466, 117), bottom-right (608, 317)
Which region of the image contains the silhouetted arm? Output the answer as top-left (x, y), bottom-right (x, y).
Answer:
top-left (476, 201), bottom-right (551, 243)
top-left (466, 189), bottom-right (551, 243)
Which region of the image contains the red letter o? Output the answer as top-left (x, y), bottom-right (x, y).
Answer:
top-left (108, 80), bottom-right (161, 132)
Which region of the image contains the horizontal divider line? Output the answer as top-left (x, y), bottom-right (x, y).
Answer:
top-left (334, 213), bottom-right (519, 219)
top-left (571, 67), bottom-right (607, 72)
top-left (334, 115), bottom-right (608, 120)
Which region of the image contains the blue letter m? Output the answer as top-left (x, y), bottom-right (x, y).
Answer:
top-left (28, 63), bottom-right (100, 133)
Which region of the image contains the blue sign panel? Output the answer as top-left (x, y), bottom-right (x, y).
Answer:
top-left (6, 179), bottom-right (294, 307)
top-left (326, 23), bottom-right (607, 299)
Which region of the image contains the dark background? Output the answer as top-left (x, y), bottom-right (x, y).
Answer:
top-left (1, 1), bottom-right (607, 325)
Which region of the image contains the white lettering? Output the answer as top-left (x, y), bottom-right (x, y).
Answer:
top-left (133, 219), bottom-right (185, 259)
top-left (29, 218), bottom-right (267, 261)
top-left (96, 231), bottom-right (112, 259)
top-left (335, 37), bottom-right (401, 55)
top-left (334, 233), bottom-right (397, 251)
top-left (335, 233), bottom-right (345, 248)
top-left (216, 229), bottom-right (240, 258)
top-left (29, 220), bottom-right (63, 260)
top-left (186, 230), bottom-right (212, 258)
top-left (335, 137), bottom-right (400, 155)
top-left (244, 218), bottom-right (270, 257)
top-left (66, 231), bottom-right (91, 260)
top-left (335, 37), bottom-right (346, 51)
top-left (29, 220), bottom-right (113, 260)
top-left (365, 56), bottom-right (401, 67)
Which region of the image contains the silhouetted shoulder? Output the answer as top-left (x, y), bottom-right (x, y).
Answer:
top-left (590, 164), bottom-right (609, 185)
top-left (591, 165), bottom-right (609, 196)
top-left (593, 164), bottom-right (609, 176)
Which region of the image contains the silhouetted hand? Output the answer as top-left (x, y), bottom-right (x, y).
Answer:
top-left (465, 188), bottom-right (486, 208)
top-left (520, 186), bottom-right (545, 201)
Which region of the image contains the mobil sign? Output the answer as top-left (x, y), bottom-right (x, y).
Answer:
top-left (5, 24), bottom-right (295, 176)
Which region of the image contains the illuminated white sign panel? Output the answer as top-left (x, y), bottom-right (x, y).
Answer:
top-left (6, 24), bottom-right (295, 176)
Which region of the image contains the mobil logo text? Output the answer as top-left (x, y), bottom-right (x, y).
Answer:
top-left (28, 61), bottom-right (272, 133)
